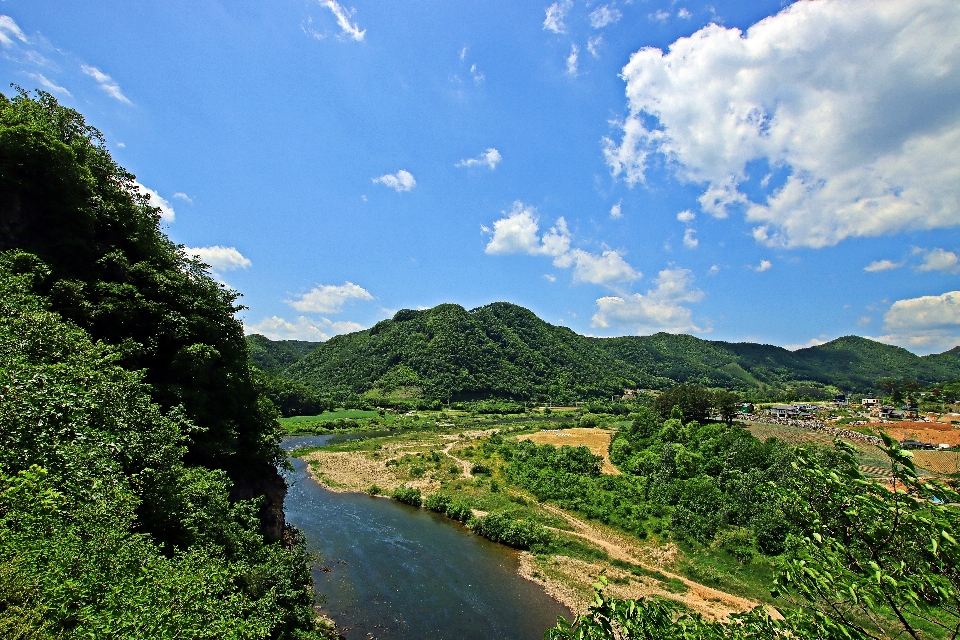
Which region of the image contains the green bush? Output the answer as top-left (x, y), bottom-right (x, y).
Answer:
top-left (391, 486), bottom-right (422, 507)
top-left (424, 492), bottom-right (451, 513)
top-left (445, 500), bottom-right (474, 523)
top-left (471, 513), bottom-right (551, 549)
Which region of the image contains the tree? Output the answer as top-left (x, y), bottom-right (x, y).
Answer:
top-left (653, 385), bottom-right (713, 423)
top-left (712, 390), bottom-right (740, 425)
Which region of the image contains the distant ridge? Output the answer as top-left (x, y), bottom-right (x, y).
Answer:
top-left (248, 302), bottom-right (960, 401)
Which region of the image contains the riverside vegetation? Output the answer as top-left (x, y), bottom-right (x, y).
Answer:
top-left (0, 91), bottom-right (330, 638)
top-left (4, 89), bottom-right (959, 639)
top-left (291, 401), bottom-right (960, 639)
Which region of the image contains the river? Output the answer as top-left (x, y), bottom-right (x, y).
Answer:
top-left (282, 435), bottom-right (573, 640)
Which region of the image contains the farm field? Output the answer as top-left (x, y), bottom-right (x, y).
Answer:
top-left (517, 428), bottom-right (620, 475)
top-left (279, 410), bottom-right (381, 423)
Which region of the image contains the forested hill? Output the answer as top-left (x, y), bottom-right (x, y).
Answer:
top-left (247, 333), bottom-right (321, 373)
top-left (274, 302), bottom-right (960, 401)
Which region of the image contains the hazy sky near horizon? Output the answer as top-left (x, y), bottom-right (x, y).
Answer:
top-left (2, 0), bottom-right (960, 354)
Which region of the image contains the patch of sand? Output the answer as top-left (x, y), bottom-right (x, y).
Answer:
top-left (517, 428), bottom-right (621, 475)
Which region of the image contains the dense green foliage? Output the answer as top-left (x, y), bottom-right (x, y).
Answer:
top-left (0, 91), bottom-right (324, 638)
top-left (271, 301), bottom-right (960, 403)
top-left (246, 334), bottom-right (320, 374)
top-left (0, 264), bottom-right (322, 638)
top-left (547, 437), bottom-right (960, 640)
top-left (0, 90), bottom-right (283, 515)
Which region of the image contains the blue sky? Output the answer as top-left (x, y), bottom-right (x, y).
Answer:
top-left (2, 0), bottom-right (960, 354)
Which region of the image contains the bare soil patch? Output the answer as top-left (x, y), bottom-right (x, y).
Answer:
top-left (518, 428), bottom-right (620, 475)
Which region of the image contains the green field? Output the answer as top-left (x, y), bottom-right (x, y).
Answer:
top-left (280, 409), bottom-right (381, 423)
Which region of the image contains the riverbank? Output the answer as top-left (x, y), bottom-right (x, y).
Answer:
top-left (293, 427), bottom-right (769, 622)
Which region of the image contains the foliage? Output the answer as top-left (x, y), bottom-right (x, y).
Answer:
top-left (0, 262), bottom-right (323, 638)
top-left (252, 366), bottom-right (331, 417)
top-left (771, 434), bottom-right (960, 639)
top-left (0, 90), bottom-right (282, 517)
top-left (391, 485), bottom-right (422, 507)
top-left (245, 334), bottom-right (320, 373)
top-left (471, 512), bottom-right (551, 550)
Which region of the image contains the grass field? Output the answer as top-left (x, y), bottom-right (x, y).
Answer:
top-left (279, 410), bottom-right (381, 423)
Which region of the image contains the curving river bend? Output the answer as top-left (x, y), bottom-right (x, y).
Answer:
top-left (282, 435), bottom-right (572, 640)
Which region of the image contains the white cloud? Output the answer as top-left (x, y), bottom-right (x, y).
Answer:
top-left (864, 259), bottom-right (904, 272)
top-left (682, 228), bottom-right (698, 249)
top-left (607, 0), bottom-right (960, 249)
top-left (319, 0), bottom-right (365, 41)
top-left (286, 282), bottom-right (374, 314)
top-left (916, 247), bottom-right (960, 273)
top-left (609, 201), bottom-right (623, 219)
top-left (0, 15), bottom-right (26, 48)
top-left (590, 5), bottom-right (622, 29)
top-left (28, 73), bottom-right (70, 96)
top-left (591, 268), bottom-right (706, 334)
top-left (543, 0), bottom-right (573, 34)
top-left (784, 337), bottom-right (830, 351)
top-left (708, 264), bottom-right (720, 276)
top-left (173, 192), bottom-right (194, 204)
top-left (245, 315), bottom-right (363, 342)
top-left (186, 246), bottom-right (252, 271)
top-left (858, 316), bottom-right (872, 327)
top-left (456, 148), bottom-right (501, 170)
top-left (678, 8), bottom-right (692, 20)
top-left (873, 290), bottom-right (960, 353)
top-left (649, 10), bottom-right (671, 22)
top-left (568, 248), bottom-right (641, 285)
top-left (588, 36), bottom-right (603, 58)
top-left (133, 182), bottom-right (175, 222)
top-left (372, 169), bottom-right (416, 192)
top-left (484, 201), bottom-right (640, 284)
top-left (753, 259), bottom-right (772, 272)
top-left (566, 43), bottom-right (579, 76)
top-left (543, 274), bottom-right (557, 282)
top-left (470, 63), bottom-right (485, 84)
top-left (676, 210), bottom-right (695, 223)
top-left (80, 65), bottom-right (131, 104)
top-left (460, 47), bottom-right (467, 62)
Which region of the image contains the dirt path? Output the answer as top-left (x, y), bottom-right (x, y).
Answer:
top-left (538, 504), bottom-right (765, 620)
top-left (441, 442), bottom-right (474, 478)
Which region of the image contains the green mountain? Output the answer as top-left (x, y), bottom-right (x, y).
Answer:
top-left (246, 333), bottom-right (321, 373)
top-left (278, 302), bottom-right (960, 401)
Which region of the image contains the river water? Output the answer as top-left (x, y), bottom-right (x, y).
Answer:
top-left (282, 435), bottom-right (572, 640)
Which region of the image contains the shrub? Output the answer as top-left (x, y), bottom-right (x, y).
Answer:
top-left (717, 529), bottom-right (755, 564)
top-left (391, 486), bottom-right (422, 507)
top-left (424, 492), bottom-right (451, 513)
top-left (367, 484), bottom-right (382, 495)
top-left (471, 463), bottom-right (492, 475)
top-left (445, 500), bottom-right (473, 523)
top-left (471, 513), bottom-right (551, 549)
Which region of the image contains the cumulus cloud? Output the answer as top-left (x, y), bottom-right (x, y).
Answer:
top-left (81, 65), bottom-right (131, 104)
top-left (682, 228), bottom-right (698, 249)
top-left (319, 0), bottom-right (365, 41)
top-left (566, 43), bottom-right (579, 76)
top-left (916, 247), bottom-right (960, 273)
top-left (484, 201), bottom-right (640, 285)
top-left (874, 290), bottom-right (960, 353)
top-left (677, 8), bottom-right (692, 20)
top-left (245, 315), bottom-right (363, 342)
top-left (609, 201), bottom-right (623, 219)
top-left (591, 268), bottom-right (707, 334)
top-left (606, 0), bottom-right (960, 249)
top-left (173, 192), bottom-right (194, 204)
top-left (676, 210), bottom-right (695, 223)
top-left (286, 282), bottom-right (374, 314)
top-left (133, 182), bottom-right (175, 222)
top-left (543, 274), bottom-right (557, 282)
top-left (590, 5), bottom-right (622, 29)
top-left (186, 246), bottom-right (252, 271)
top-left (753, 259), bottom-right (772, 272)
top-left (372, 169), bottom-right (416, 192)
top-left (0, 15), bottom-right (26, 48)
top-left (708, 264), bottom-right (720, 276)
top-left (456, 148), bottom-right (501, 170)
top-left (864, 259), bottom-right (904, 273)
top-left (543, 0), bottom-right (573, 34)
